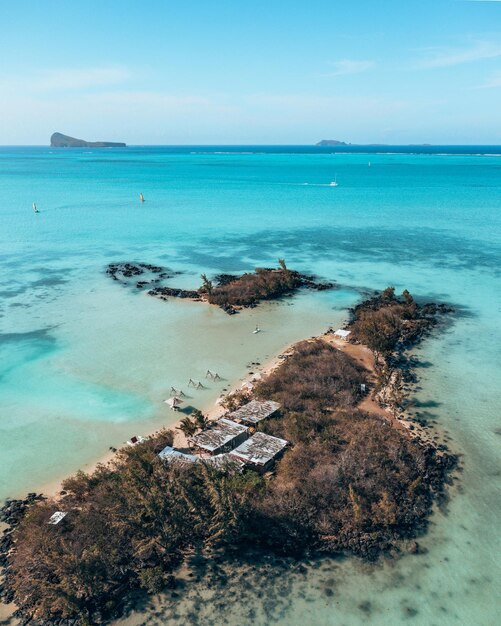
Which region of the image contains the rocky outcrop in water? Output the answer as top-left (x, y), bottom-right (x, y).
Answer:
top-left (106, 262), bottom-right (170, 282)
top-left (148, 286), bottom-right (201, 300)
top-left (106, 263), bottom-right (335, 314)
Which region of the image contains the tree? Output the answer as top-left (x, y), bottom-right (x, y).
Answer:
top-left (200, 273), bottom-right (213, 296)
top-left (381, 286), bottom-right (395, 301)
top-left (176, 416), bottom-right (198, 438)
top-left (401, 289), bottom-right (414, 305)
top-left (353, 309), bottom-right (402, 359)
top-left (278, 258), bottom-right (287, 271)
top-left (191, 409), bottom-right (209, 431)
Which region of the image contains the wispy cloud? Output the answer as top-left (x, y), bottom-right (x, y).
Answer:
top-left (417, 40), bottom-right (501, 68)
top-left (0, 65), bottom-right (131, 94)
top-left (323, 59), bottom-right (376, 76)
top-left (245, 93), bottom-right (408, 118)
top-left (34, 66), bottom-right (131, 91)
top-left (476, 70), bottom-right (501, 87)
top-left (85, 91), bottom-right (216, 110)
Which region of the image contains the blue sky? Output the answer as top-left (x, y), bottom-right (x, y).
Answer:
top-left (1, 0), bottom-right (501, 144)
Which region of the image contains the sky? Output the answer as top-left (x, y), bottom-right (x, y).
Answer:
top-left (1, 0), bottom-right (501, 144)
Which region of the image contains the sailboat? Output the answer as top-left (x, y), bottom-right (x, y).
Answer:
top-left (139, 193), bottom-right (145, 203)
top-left (32, 202), bottom-right (39, 213)
top-left (329, 175), bottom-right (338, 187)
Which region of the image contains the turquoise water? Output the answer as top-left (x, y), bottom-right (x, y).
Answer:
top-left (0, 146), bottom-right (500, 624)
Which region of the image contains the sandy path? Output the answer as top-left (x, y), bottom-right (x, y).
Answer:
top-left (323, 335), bottom-right (401, 422)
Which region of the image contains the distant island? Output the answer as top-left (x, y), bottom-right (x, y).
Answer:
top-left (316, 139), bottom-right (348, 146)
top-left (50, 132), bottom-right (126, 148)
top-left (316, 141), bottom-right (436, 147)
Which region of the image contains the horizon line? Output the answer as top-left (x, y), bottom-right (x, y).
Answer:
top-left (2, 142), bottom-right (501, 147)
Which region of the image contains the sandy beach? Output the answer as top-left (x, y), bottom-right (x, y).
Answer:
top-left (36, 328), bottom-right (436, 502)
top-left (36, 333), bottom-right (301, 498)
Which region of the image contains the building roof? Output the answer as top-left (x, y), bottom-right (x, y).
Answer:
top-left (227, 400), bottom-right (281, 425)
top-left (229, 432), bottom-right (288, 467)
top-left (334, 329), bottom-right (351, 339)
top-left (48, 511), bottom-right (67, 525)
top-left (202, 453), bottom-right (245, 472)
top-left (158, 445), bottom-right (198, 463)
top-left (189, 418), bottom-right (248, 452)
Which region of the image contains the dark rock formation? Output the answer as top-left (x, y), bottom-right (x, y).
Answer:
top-left (50, 132), bottom-right (126, 148)
top-left (148, 286), bottom-right (200, 300)
top-left (106, 262), bottom-right (172, 288)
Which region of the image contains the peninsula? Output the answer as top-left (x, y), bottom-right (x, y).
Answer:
top-left (50, 132), bottom-right (126, 148)
top-left (0, 285), bottom-right (456, 625)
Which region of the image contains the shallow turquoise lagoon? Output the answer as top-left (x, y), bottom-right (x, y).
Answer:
top-left (0, 146), bottom-right (500, 624)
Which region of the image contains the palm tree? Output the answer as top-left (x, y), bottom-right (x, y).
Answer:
top-left (176, 416), bottom-right (197, 438)
top-left (191, 409), bottom-right (209, 431)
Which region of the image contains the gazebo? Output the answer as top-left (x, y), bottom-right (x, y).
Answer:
top-left (165, 396), bottom-right (183, 410)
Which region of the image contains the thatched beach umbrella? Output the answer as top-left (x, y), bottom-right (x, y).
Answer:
top-left (165, 396), bottom-right (183, 410)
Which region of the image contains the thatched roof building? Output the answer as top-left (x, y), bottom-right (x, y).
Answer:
top-left (227, 400), bottom-right (281, 425)
top-left (189, 419), bottom-right (249, 455)
top-left (229, 432), bottom-right (288, 472)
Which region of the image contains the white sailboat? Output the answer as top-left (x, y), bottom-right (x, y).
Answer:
top-left (329, 174), bottom-right (338, 187)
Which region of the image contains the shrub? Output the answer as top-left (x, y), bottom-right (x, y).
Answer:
top-left (207, 268), bottom-right (302, 307)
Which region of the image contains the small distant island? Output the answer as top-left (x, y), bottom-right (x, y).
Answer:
top-left (316, 139), bottom-right (348, 146)
top-left (50, 132), bottom-right (126, 148)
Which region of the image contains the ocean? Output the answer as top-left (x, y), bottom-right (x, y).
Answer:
top-left (0, 145), bottom-right (500, 625)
